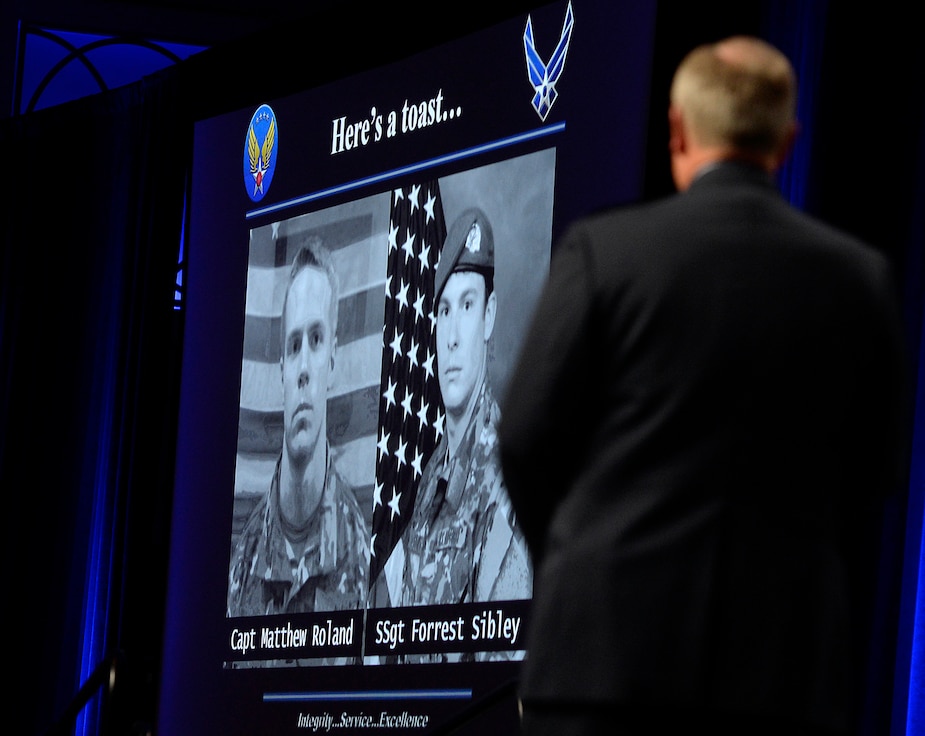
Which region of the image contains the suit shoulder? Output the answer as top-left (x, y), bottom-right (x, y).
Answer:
top-left (562, 196), bottom-right (677, 240)
top-left (787, 207), bottom-right (894, 276)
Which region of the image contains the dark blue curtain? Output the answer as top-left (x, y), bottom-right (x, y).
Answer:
top-left (0, 71), bottom-right (187, 735)
top-left (892, 92), bottom-right (925, 736)
top-left (786, 7), bottom-right (925, 735)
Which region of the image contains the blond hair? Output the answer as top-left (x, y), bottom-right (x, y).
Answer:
top-left (670, 36), bottom-right (796, 155)
top-left (280, 235), bottom-right (340, 355)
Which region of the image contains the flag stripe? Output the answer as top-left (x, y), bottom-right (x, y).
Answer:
top-left (247, 210), bottom-right (383, 269)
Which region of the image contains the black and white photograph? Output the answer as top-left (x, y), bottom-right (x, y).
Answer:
top-left (226, 194), bottom-right (389, 619)
top-left (370, 149), bottom-right (555, 619)
top-left (225, 149), bottom-right (555, 639)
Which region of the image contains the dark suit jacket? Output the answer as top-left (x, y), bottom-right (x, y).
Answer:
top-left (499, 162), bottom-right (905, 734)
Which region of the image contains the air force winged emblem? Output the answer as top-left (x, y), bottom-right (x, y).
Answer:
top-left (523, 1), bottom-right (574, 121)
top-left (248, 120), bottom-right (274, 195)
top-left (243, 104), bottom-right (278, 202)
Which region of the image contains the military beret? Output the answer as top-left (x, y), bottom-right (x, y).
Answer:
top-left (434, 207), bottom-right (494, 304)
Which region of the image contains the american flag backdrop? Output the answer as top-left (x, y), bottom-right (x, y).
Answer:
top-left (370, 180), bottom-right (447, 590)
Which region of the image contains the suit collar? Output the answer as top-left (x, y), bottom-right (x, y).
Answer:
top-left (688, 159), bottom-right (778, 192)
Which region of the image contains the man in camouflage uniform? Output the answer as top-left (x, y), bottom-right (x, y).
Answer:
top-left (400, 208), bottom-right (531, 608)
top-left (227, 237), bottom-right (369, 617)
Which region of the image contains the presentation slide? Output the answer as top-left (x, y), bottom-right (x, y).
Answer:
top-left (158, 2), bottom-right (656, 733)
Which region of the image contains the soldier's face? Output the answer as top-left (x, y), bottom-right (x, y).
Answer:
top-left (436, 271), bottom-right (495, 419)
top-left (281, 266), bottom-right (336, 466)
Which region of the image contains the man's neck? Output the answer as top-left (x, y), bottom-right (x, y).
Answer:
top-left (675, 144), bottom-right (779, 191)
top-left (279, 442), bottom-right (326, 533)
top-left (693, 153), bottom-right (776, 187)
top-left (444, 363), bottom-right (487, 459)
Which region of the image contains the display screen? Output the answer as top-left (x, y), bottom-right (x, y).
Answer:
top-left (159, 2), bottom-right (657, 732)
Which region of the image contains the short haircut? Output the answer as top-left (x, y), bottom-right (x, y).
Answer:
top-left (280, 235), bottom-right (339, 355)
top-left (670, 36), bottom-right (796, 155)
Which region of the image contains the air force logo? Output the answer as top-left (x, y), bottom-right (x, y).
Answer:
top-left (523, 1), bottom-right (574, 121)
top-left (243, 104), bottom-right (278, 202)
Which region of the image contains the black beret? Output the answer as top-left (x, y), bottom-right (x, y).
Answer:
top-left (434, 207), bottom-right (494, 304)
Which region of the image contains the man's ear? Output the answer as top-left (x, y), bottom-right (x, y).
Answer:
top-left (484, 290), bottom-right (497, 342)
top-left (328, 336), bottom-right (337, 391)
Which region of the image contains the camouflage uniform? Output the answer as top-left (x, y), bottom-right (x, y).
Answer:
top-left (399, 379), bottom-right (532, 607)
top-left (227, 451), bottom-right (369, 617)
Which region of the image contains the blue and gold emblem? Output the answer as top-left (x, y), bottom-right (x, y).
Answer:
top-left (243, 104), bottom-right (278, 202)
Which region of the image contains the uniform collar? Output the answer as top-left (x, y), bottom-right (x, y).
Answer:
top-left (439, 379), bottom-right (493, 507)
top-left (265, 450), bottom-right (340, 577)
